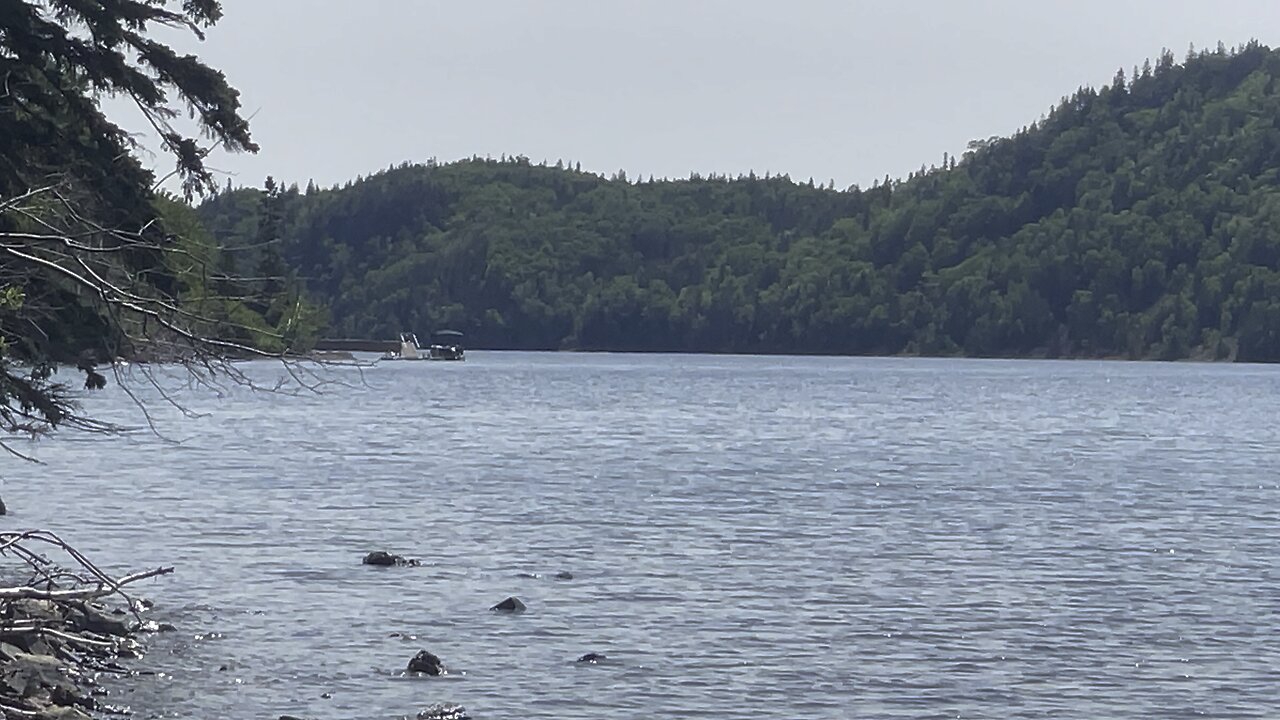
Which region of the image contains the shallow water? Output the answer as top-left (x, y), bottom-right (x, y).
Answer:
top-left (6, 352), bottom-right (1280, 718)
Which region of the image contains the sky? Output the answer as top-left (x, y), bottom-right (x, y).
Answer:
top-left (122, 0), bottom-right (1280, 193)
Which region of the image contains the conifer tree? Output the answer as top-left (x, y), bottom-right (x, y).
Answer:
top-left (1, 1), bottom-right (260, 444)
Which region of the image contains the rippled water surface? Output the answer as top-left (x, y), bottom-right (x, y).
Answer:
top-left (8, 353), bottom-right (1280, 718)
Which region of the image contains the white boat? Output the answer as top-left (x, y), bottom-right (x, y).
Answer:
top-left (381, 332), bottom-right (427, 361)
top-left (380, 331), bottom-right (466, 361)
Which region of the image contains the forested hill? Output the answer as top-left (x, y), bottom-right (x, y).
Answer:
top-left (201, 42), bottom-right (1280, 361)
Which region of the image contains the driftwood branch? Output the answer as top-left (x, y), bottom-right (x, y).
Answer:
top-left (0, 568), bottom-right (172, 600)
top-left (0, 530), bottom-right (171, 604)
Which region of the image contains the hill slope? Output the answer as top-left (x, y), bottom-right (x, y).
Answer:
top-left (201, 41), bottom-right (1280, 361)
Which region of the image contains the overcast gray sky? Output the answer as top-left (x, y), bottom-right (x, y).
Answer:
top-left (131, 0), bottom-right (1280, 191)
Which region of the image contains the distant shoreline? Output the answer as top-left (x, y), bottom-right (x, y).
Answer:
top-left (314, 346), bottom-right (1265, 365)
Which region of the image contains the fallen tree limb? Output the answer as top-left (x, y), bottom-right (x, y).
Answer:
top-left (0, 566), bottom-right (173, 600)
top-left (0, 530), bottom-right (172, 608)
top-left (41, 626), bottom-right (117, 649)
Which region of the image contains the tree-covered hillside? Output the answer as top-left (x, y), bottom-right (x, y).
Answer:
top-left (202, 41), bottom-right (1280, 361)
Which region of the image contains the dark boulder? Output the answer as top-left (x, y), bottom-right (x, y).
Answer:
top-left (362, 551), bottom-right (401, 566)
top-left (66, 603), bottom-right (131, 637)
top-left (2, 651), bottom-right (79, 703)
top-left (362, 551), bottom-right (420, 567)
top-left (577, 652), bottom-right (606, 663)
top-left (490, 596), bottom-right (526, 613)
top-left (407, 649), bottom-right (445, 676)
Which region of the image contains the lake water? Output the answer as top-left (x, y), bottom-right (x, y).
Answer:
top-left (6, 352), bottom-right (1280, 719)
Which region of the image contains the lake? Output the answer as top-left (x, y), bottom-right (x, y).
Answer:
top-left (7, 352), bottom-right (1280, 719)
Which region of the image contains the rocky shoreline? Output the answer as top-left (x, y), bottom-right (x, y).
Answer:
top-left (0, 595), bottom-right (155, 719)
top-left (0, 544), bottom-right (600, 720)
top-left (0, 529), bottom-right (174, 720)
top-left (0, 543), bottom-right (487, 720)
top-left (0, 594), bottom-right (476, 720)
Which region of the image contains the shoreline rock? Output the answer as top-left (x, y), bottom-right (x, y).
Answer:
top-left (0, 597), bottom-right (150, 719)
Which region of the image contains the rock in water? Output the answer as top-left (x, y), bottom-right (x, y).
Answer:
top-left (417, 705), bottom-right (470, 720)
top-left (362, 551), bottom-right (402, 566)
top-left (554, 571), bottom-right (574, 580)
top-left (577, 652), bottom-right (606, 663)
top-left (490, 596), bottom-right (526, 613)
top-left (407, 649), bottom-right (445, 676)
top-left (362, 551), bottom-right (420, 567)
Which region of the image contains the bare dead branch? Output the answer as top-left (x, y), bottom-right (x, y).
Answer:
top-left (0, 531), bottom-right (173, 604)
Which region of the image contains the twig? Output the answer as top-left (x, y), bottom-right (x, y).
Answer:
top-left (40, 627), bottom-right (117, 649)
top-left (0, 701), bottom-right (38, 717)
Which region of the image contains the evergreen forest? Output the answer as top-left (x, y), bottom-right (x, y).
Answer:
top-left (200, 42), bottom-right (1280, 362)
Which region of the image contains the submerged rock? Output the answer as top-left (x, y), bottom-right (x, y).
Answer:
top-left (415, 704), bottom-right (470, 720)
top-left (554, 571), bottom-right (574, 580)
top-left (362, 551), bottom-right (420, 567)
top-left (139, 620), bottom-right (177, 633)
top-left (490, 596), bottom-right (526, 613)
top-left (406, 650), bottom-right (445, 676)
top-left (576, 652), bottom-right (606, 663)
top-left (36, 707), bottom-right (93, 720)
